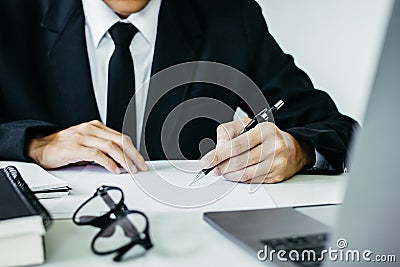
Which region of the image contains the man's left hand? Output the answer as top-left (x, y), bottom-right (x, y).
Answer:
top-left (201, 118), bottom-right (315, 184)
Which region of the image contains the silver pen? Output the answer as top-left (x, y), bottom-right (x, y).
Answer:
top-left (189, 100), bottom-right (284, 186)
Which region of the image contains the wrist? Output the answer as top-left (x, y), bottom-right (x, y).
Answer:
top-left (297, 139), bottom-right (316, 169)
top-left (284, 132), bottom-right (315, 170)
top-left (27, 136), bottom-right (47, 164)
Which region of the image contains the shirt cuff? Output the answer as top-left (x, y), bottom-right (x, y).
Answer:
top-left (313, 149), bottom-right (335, 171)
top-left (302, 149), bottom-right (346, 174)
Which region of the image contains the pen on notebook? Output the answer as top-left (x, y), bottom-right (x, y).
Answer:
top-left (189, 100), bottom-right (284, 186)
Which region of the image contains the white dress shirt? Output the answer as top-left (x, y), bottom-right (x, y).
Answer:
top-left (82, 0), bottom-right (161, 147)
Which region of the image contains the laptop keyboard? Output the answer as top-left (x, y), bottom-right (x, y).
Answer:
top-left (261, 233), bottom-right (328, 267)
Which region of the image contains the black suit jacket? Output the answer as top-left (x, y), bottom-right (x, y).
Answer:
top-left (0, 0), bottom-right (357, 170)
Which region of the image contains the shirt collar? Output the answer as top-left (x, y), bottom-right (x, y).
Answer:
top-left (82, 0), bottom-right (161, 48)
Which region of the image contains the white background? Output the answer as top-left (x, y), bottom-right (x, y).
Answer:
top-left (256, 0), bottom-right (394, 123)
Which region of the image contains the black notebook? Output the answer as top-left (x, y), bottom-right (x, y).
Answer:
top-left (0, 166), bottom-right (53, 267)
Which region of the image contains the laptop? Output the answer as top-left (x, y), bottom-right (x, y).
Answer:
top-left (204, 1), bottom-right (400, 266)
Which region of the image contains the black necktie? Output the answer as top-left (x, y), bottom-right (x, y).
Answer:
top-left (106, 22), bottom-right (138, 133)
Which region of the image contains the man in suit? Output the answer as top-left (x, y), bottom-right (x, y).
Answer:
top-left (0, 0), bottom-right (357, 183)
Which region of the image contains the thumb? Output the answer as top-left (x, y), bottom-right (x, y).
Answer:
top-left (216, 118), bottom-right (251, 147)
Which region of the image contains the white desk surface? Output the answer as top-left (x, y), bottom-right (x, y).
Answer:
top-left (37, 161), bottom-right (347, 266)
top-left (45, 212), bottom-right (264, 267)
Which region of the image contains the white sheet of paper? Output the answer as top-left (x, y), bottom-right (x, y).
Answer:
top-left (133, 160), bottom-right (277, 211)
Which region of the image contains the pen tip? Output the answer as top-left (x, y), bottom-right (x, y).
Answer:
top-left (189, 172), bottom-right (205, 186)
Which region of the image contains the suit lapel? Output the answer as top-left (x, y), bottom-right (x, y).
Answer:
top-left (141, 0), bottom-right (203, 158)
top-left (40, 0), bottom-right (100, 124)
top-left (150, 0), bottom-right (203, 75)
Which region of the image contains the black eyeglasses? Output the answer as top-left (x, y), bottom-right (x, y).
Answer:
top-left (72, 185), bottom-right (153, 262)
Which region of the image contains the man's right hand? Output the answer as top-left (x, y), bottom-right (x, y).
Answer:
top-left (27, 120), bottom-right (148, 174)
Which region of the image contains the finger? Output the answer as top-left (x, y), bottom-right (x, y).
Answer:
top-left (213, 144), bottom-right (264, 175)
top-left (223, 158), bottom-right (274, 183)
top-left (88, 120), bottom-right (120, 133)
top-left (89, 121), bottom-right (148, 171)
top-left (121, 135), bottom-right (148, 171)
top-left (78, 135), bottom-right (138, 174)
top-left (216, 118), bottom-right (251, 146)
top-left (243, 171), bottom-right (287, 184)
top-left (242, 174), bottom-right (268, 184)
top-left (87, 121), bottom-right (148, 171)
top-left (200, 131), bottom-right (256, 169)
top-left (78, 146), bottom-right (120, 174)
top-left (232, 156), bottom-right (291, 184)
top-left (201, 123), bottom-right (272, 169)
